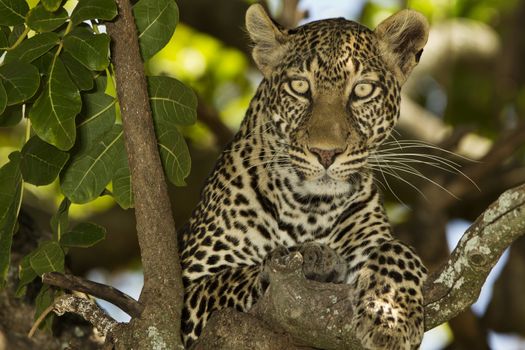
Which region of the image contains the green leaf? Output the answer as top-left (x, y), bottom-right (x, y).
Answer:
top-left (30, 241), bottom-right (65, 275)
top-left (60, 222), bottom-right (106, 248)
top-left (50, 198), bottom-right (70, 241)
top-left (16, 254), bottom-right (37, 297)
top-left (0, 0), bottom-right (29, 25)
top-left (0, 152), bottom-right (22, 288)
top-left (27, 5), bottom-right (68, 33)
top-left (0, 26), bottom-right (8, 51)
top-left (61, 124), bottom-right (124, 203)
top-left (133, 0), bottom-right (178, 60)
top-left (0, 105), bottom-right (22, 127)
top-left (147, 79), bottom-right (196, 188)
top-left (77, 91), bottom-right (116, 151)
top-left (63, 27), bottom-right (110, 71)
top-left (5, 32), bottom-right (60, 63)
top-left (148, 76), bottom-right (197, 126)
top-left (147, 80), bottom-right (195, 188)
top-left (61, 51), bottom-right (94, 91)
top-left (156, 123), bottom-right (190, 186)
top-left (8, 24), bottom-right (25, 46)
top-left (94, 75), bottom-right (107, 92)
top-left (0, 80), bottom-right (6, 115)
top-left (34, 285), bottom-right (54, 331)
top-left (112, 148), bottom-right (133, 209)
top-left (40, 0), bottom-right (61, 12)
top-left (32, 51), bottom-right (54, 75)
top-left (29, 56), bottom-right (81, 151)
top-left (0, 152), bottom-right (22, 224)
top-left (21, 136), bottom-right (69, 186)
top-left (0, 61), bottom-right (40, 105)
top-left (70, 0), bottom-right (117, 26)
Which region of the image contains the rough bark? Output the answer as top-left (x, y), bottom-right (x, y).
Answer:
top-left (105, 0), bottom-right (184, 348)
top-left (423, 183), bottom-right (525, 327)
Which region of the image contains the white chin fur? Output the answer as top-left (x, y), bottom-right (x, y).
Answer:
top-left (298, 176), bottom-right (354, 197)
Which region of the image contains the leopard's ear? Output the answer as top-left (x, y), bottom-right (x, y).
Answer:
top-left (246, 4), bottom-right (287, 77)
top-left (374, 9), bottom-right (429, 85)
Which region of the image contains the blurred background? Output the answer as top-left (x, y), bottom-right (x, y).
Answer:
top-left (3, 0), bottom-right (525, 348)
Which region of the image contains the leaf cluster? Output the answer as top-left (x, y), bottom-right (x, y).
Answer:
top-left (0, 0), bottom-right (195, 329)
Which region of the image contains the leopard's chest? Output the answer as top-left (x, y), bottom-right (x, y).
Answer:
top-left (227, 167), bottom-right (357, 250)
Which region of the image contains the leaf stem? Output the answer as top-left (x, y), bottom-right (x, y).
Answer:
top-left (7, 26), bottom-right (30, 51)
top-left (56, 20), bottom-right (74, 57)
top-left (92, 22), bottom-right (101, 34)
top-left (24, 109), bottom-right (31, 142)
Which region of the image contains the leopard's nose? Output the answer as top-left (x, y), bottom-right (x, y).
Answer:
top-left (309, 147), bottom-right (344, 169)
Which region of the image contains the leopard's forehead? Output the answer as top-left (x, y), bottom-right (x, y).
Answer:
top-left (279, 18), bottom-right (384, 84)
top-left (287, 18), bottom-right (373, 45)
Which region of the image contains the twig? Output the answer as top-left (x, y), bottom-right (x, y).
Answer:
top-left (29, 295), bottom-right (117, 338)
top-left (42, 272), bottom-right (143, 318)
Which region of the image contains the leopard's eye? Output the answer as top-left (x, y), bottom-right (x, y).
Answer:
top-left (352, 82), bottom-right (375, 99)
top-left (289, 79), bottom-right (310, 95)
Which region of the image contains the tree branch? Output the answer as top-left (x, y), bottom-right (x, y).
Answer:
top-left (42, 272), bottom-right (143, 318)
top-left (443, 122), bottom-right (525, 204)
top-left (197, 96), bottom-right (234, 148)
top-left (275, 0), bottom-right (305, 28)
top-left (53, 295), bottom-right (118, 337)
top-left (29, 295), bottom-right (117, 339)
top-left (106, 0), bottom-right (184, 348)
top-left (423, 183), bottom-right (525, 328)
top-left (193, 184), bottom-right (525, 349)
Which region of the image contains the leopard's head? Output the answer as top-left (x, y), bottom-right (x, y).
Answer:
top-left (246, 4), bottom-right (429, 196)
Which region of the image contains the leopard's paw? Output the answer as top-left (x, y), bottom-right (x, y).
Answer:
top-left (296, 242), bottom-right (348, 283)
top-left (351, 286), bottom-right (424, 350)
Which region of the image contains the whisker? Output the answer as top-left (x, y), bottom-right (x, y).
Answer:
top-left (368, 161), bottom-right (428, 200)
top-left (374, 162), bottom-right (459, 199)
top-left (370, 153), bottom-right (479, 191)
top-left (373, 151), bottom-right (462, 168)
top-left (366, 163), bottom-right (411, 206)
top-left (381, 140), bottom-right (479, 163)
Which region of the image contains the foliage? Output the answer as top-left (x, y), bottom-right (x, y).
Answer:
top-left (0, 0), bottom-right (196, 328)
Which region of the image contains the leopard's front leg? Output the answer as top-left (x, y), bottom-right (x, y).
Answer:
top-left (350, 240), bottom-right (427, 350)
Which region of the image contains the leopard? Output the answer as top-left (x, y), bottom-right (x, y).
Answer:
top-left (179, 4), bottom-right (429, 349)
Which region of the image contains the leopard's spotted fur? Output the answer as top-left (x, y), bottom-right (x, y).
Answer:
top-left (180, 5), bottom-right (429, 349)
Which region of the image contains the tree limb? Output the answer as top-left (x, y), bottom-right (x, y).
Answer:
top-left (197, 96), bottom-right (234, 148)
top-left (42, 272), bottom-right (143, 318)
top-left (53, 295), bottom-right (118, 337)
top-left (423, 183), bottom-right (525, 328)
top-left (29, 295), bottom-right (117, 339)
top-left (106, 0), bottom-right (184, 348)
top-left (193, 183), bottom-right (525, 349)
top-left (443, 122), bottom-right (525, 204)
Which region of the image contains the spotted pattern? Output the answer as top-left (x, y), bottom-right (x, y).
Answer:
top-left (179, 9), bottom-right (428, 350)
